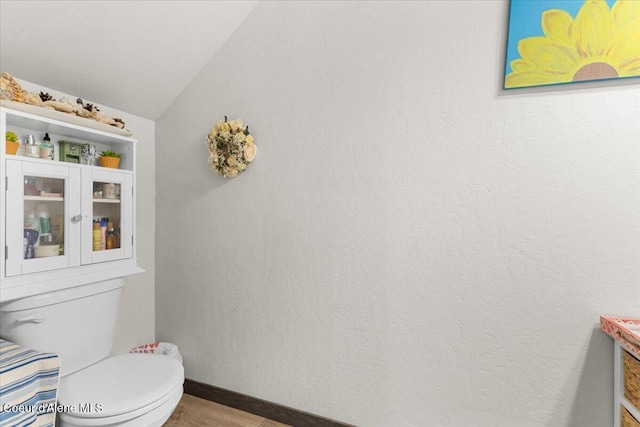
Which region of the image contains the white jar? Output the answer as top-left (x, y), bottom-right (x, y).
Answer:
top-left (103, 183), bottom-right (118, 199)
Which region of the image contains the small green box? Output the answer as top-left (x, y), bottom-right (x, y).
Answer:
top-left (58, 140), bottom-right (83, 164)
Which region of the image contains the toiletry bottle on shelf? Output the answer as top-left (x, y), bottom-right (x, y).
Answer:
top-left (24, 135), bottom-right (39, 158)
top-left (106, 222), bottom-right (116, 250)
top-left (36, 204), bottom-right (51, 235)
top-left (37, 205), bottom-right (53, 246)
top-left (93, 222), bottom-right (102, 251)
top-left (24, 210), bottom-right (41, 233)
top-left (40, 133), bottom-right (54, 160)
top-left (100, 218), bottom-right (107, 251)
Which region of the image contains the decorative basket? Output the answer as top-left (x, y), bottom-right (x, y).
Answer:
top-left (622, 406), bottom-right (640, 427)
top-left (625, 351), bottom-right (640, 410)
top-left (99, 156), bottom-right (120, 169)
top-left (600, 317), bottom-right (640, 360)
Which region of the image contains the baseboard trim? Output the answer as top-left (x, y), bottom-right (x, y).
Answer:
top-left (184, 378), bottom-right (355, 427)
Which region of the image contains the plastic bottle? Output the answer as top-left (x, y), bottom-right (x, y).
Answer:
top-left (93, 222), bottom-right (102, 251)
top-left (36, 204), bottom-right (51, 234)
top-left (39, 133), bottom-right (54, 160)
top-left (106, 222), bottom-right (116, 250)
top-left (100, 218), bottom-right (107, 251)
top-left (37, 205), bottom-right (53, 246)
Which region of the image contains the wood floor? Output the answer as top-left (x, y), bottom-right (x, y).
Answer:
top-left (164, 394), bottom-right (291, 427)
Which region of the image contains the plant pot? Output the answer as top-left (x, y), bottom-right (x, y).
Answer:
top-left (6, 140), bottom-right (19, 155)
top-left (99, 156), bottom-right (120, 169)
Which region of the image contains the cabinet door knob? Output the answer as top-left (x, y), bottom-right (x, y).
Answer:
top-left (71, 214), bottom-right (83, 223)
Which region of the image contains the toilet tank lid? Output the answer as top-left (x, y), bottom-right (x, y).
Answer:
top-left (58, 353), bottom-right (184, 418)
top-left (0, 280), bottom-right (123, 311)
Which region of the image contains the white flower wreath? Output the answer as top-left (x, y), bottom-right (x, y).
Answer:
top-left (206, 116), bottom-right (256, 178)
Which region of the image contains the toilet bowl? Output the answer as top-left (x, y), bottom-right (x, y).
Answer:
top-left (57, 353), bottom-right (184, 427)
top-left (0, 279), bottom-right (184, 427)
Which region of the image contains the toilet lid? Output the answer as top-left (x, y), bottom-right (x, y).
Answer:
top-left (58, 353), bottom-right (184, 418)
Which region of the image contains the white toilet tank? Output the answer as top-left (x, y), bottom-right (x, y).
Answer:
top-left (0, 278), bottom-right (123, 377)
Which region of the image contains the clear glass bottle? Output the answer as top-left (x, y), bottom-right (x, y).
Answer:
top-left (39, 133), bottom-right (54, 160)
top-left (24, 210), bottom-right (41, 233)
top-left (24, 135), bottom-right (39, 158)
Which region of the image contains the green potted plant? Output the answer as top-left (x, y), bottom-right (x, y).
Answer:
top-left (5, 131), bottom-right (19, 155)
top-left (98, 150), bottom-right (121, 169)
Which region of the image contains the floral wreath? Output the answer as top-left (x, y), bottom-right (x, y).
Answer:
top-left (206, 116), bottom-right (256, 178)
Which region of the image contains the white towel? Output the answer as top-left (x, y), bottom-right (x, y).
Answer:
top-left (129, 342), bottom-right (183, 363)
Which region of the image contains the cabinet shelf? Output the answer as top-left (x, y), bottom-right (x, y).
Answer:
top-left (5, 153), bottom-right (134, 174)
top-left (622, 396), bottom-right (640, 424)
top-left (24, 195), bottom-right (65, 202)
top-left (93, 198), bottom-right (121, 204)
top-left (3, 105), bottom-right (136, 172)
top-left (1, 101), bottom-right (134, 141)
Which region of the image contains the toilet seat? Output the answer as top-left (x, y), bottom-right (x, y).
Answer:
top-left (58, 383), bottom-right (182, 427)
top-left (57, 353), bottom-right (184, 426)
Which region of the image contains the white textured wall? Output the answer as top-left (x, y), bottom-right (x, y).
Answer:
top-left (16, 79), bottom-right (156, 354)
top-left (111, 113), bottom-right (156, 354)
top-left (155, 1), bottom-right (640, 426)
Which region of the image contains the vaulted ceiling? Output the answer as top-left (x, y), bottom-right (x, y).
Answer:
top-left (0, 1), bottom-right (258, 120)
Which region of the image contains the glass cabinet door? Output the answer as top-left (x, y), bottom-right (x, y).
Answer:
top-left (5, 160), bottom-right (81, 276)
top-left (81, 169), bottom-right (132, 265)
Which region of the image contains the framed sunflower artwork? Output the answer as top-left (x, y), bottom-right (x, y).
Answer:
top-left (504, 0), bottom-right (640, 89)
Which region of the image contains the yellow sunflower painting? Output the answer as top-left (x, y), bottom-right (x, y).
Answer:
top-left (505, 0), bottom-right (640, 89)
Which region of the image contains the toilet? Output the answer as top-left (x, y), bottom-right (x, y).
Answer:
top-left (0, 278), bottom-right (184, 427)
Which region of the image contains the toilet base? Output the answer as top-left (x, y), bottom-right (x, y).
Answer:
top-left (57, 385), bottom-right (182, 427)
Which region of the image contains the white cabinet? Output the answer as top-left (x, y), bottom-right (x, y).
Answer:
top-left (81, 167), bottom-right (133, 265)
top-left (1, 106), bottom-right (142, 302)
top-left (5, 160), bottom-right (81, 276)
